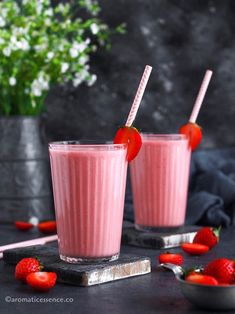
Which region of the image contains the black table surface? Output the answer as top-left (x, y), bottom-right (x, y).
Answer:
top-left (0, 223), bottom-right (235, 314)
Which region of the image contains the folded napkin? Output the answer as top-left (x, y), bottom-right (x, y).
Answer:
top-left (124, 148), bottom-right (235, 227)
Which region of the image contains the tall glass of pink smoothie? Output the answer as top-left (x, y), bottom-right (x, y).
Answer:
top-left (130, 134), bottom-right (191, 230)
top-left (49, 141), bottom-right (128, 263)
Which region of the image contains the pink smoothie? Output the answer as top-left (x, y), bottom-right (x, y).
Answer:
top-left (49, 142), bottom-right (128, 262)
top-left (130, 134), bottom-right (191, 228)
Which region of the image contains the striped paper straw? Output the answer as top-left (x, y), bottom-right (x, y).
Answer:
top-left (125, 65), bottom-right (152, 127)
top-left (189, 70), bottom-right (213, 123)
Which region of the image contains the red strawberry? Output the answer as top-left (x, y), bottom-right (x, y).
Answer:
top-left (38, 220), bottom-right (57, 234)
top-left (158, 252), bottom-right (183, 266)
top-left (113, 126), bottom-right (142, 162)
top-left (203, 258), bottom-right (235, 284)
top-left (185, 273), bottom-right (218, 286)
top-left (26, 272), bottom-right (57, 291)
top-left (193, 226), bottom-right (221, 249)
top-left (15, 258), bottom-right (42, 282)
top-left (181, 243), bottom-right (209, 255)
top-left (15, 221), bottom-right (34, 231)
top-left (179, 122), bottom-right (202, 151)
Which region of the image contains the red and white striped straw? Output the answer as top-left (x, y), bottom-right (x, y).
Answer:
top-left (125, 65), bottom-right (152, 127)
top-left (189, 70), bottom-right (213, 123)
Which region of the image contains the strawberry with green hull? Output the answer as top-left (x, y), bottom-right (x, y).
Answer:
top-left (203, 258), bottom-right (235, 284)
top-left (114, 126), bottom-right (142, 162)
top-left (15, 257), bottom-right (42, 282)
top-left (193, 226), bottom-right (221, 249)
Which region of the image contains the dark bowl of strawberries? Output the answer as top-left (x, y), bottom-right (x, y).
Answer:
top-left (161, 261), bottom-right (235, 311)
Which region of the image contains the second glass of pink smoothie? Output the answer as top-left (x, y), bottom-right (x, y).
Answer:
top-left (49, 141), bottom-right (128, 263)
top-left (130, 134), bottom-right (191, 230)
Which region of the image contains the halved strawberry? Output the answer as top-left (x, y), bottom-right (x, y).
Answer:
top-left (179, 122), bottom-right (202, 151)
top-left (26, 272), bottom-right (57, 291)
top-left (185, 273), bottom-right (218, 285)
top-left (15, 221), bottom-right (34, 231)
top-left (113, 126), bottom-right (142, 162)
top-left (15, 257), bottom-right (42, 282)
top-left (158, 252), bottom-right (183, 266)
top-left (181, 243), bottom-right (209, 255)
top-left (38, 220), bottom-right (57, 234)
top-left (193, 226), bottom-right (221, 249)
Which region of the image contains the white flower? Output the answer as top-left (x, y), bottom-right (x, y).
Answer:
top-left (12, 27), bottom-right (28, 36)
top-left (87, 74), bottom-right (97, 86)
top-left (31, 72), bottom-right (50, 97)
top-left (3, 46), bottom-right (11, 57)
top-left (0, 17), bottom-right (6, 27)
top-left (47, 51), bottom-right (54, 60)
top-left (9, 77), bottom-right (16, 86)
top-left (44, 8), bottom-right (53, 16)
top-left (58, 43), bottom-right (65, 51)
top-left (35, 43), bottom-right (47, 52)
top-left (15, 38), bottom-right (30, 51)
top-left (32, 86), bottom-right (42, 97)
top-left (36, 3), bottom-right (43, 15)
top-left (0, 38), bottom-right (5, 45)
top-left (79, 55), bottom-right (89, 65)
top-left (79, 42), bottom-right (88, 51)
top-left (1, 8), bottom-right (8, 18)
top-left (57, 3), bottom-right (66, 12)
top-left (12, 2), bottom-right (20, 14)
top-left (21, 39), bottom-right (30, 51)
top-left (72, 68), bottom-right (91, 87)
top-left (45, 18), bottom-right (51, 26)
top-left (69, 41), bottom-right (89, 58)
top-left (10, 36), bottom-right (17, 44)
top-left (22, 0), bottom-right (30, 5)
top-left (73, 75), bottom-right (83, 87)
top-left (82, 0), bottom-right (98, 15)
top-left (61, 63), bottom-right (69, 73)
top-left (90, 23), bottom-right (99, 35)
top-left (69, 47), bottom-right (79, 58)
top-left (38, 73), bottom-right (49, 90)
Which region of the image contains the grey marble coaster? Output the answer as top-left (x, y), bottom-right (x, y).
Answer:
top-left (122, 224), bottom-right (200, 249)
top-left (3, 245), bottom-right (151, 286)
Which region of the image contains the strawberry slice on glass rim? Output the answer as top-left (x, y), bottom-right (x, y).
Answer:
top-left (179, 122), bottom-right (202, 151)
top-left (113, 126), bottom-right (142, 162)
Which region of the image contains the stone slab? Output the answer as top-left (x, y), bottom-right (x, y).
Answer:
top-left (3, 245), bottom-right (151, 286)
top-left (122, 225), bottom-right (200, 249)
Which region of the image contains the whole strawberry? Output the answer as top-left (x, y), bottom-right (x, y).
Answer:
top-left (158, 252), bottom-right (183, 266)
top-left (15, 257), bottom-right (42, 282)
top-left (193, 226), bottom-right (221, 249)
top-left (203, 258), bottom-right (235, 284)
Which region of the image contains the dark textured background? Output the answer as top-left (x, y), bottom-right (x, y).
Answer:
top-left (44, 0), bottom-right (235, 149)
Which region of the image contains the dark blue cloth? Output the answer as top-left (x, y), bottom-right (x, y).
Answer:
top-left (124, 148), bottom-right (235, 227)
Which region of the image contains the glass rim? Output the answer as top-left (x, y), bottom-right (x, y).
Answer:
top-left (48, 140), bottom-right (127, 151)
top-left (140, 133), bottom-right (188, 141)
